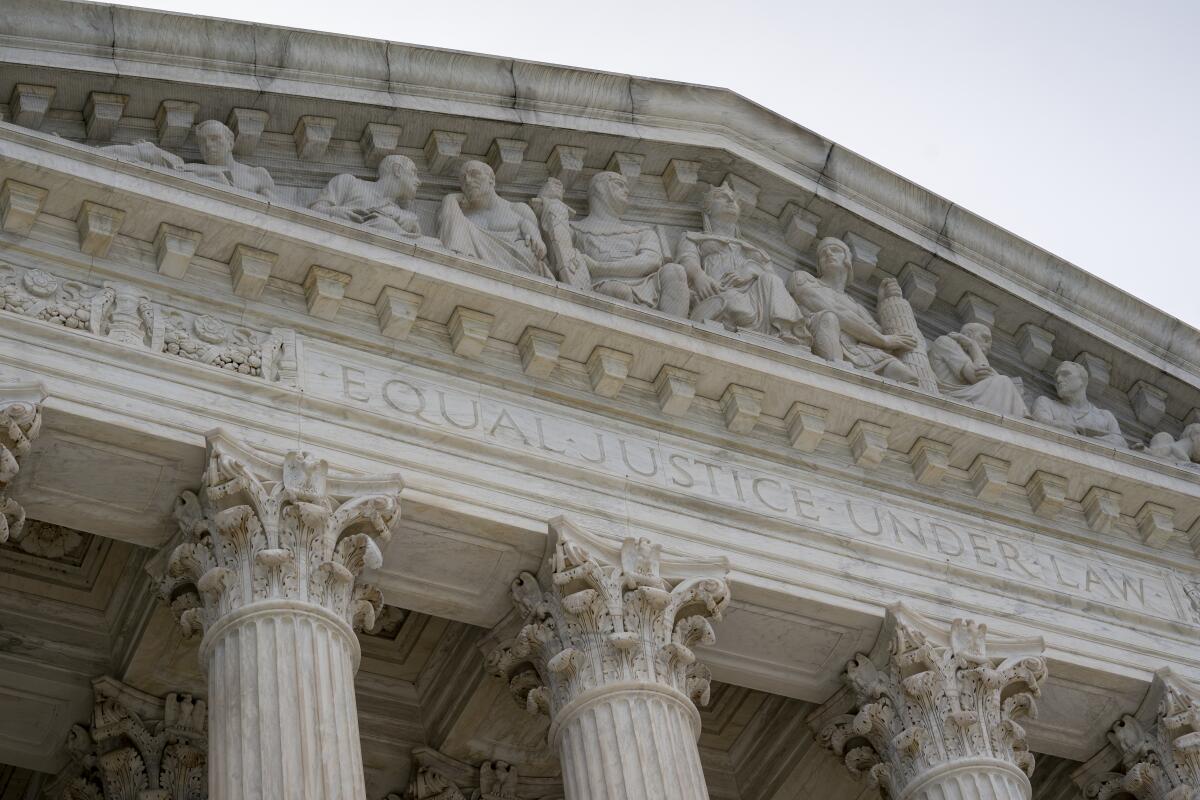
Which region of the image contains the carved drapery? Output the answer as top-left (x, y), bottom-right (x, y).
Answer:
top-left (50, 676), bottom-right (207, 800)
top-left (157, 430), bottom-right (403, 800)
top-left (1084, 671), bottom-right (1200, 800)
top-left (0, 382), bottom-right (43, 546)
top-left (487, 521), bottom-right (729, 800)
top-left (818, 606), bottom-right (1048, 800)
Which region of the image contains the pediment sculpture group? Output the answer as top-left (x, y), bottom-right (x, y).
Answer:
top-left (98, 120), bottom-right (1198, 466)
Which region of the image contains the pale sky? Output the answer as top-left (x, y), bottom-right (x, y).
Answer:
top-left (112, 0), bottom-right (1200, 329)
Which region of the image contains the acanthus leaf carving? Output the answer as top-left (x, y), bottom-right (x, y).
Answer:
top-left (0, 381), bottom-right (43, 546)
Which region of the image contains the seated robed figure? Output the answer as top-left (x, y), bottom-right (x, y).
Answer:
top-left (438, 160), bottom-right (552, 278)
top-left (788, 237), bottom-right (918, 384)
top-left (310, 155), bottom-right (428, 239)
top-left (679, 183), bottom-right (807, 344)
top-left (928, 323), bottom-right (1028, 416)
top-left (1032, 360), bottom-right (1126, 447)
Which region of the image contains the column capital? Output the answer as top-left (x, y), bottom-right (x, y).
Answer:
top-left (487, 518), bottom-right (730, 724)
top-left (387, 746), bottom-right (556, 800)
top-left (0, 381), bottom-right (44, 546)
top-left (1081, 669), bottom-right (1200, 800)
top-left (817, 604), bottom-right (1048, 800)
top-left (159, 429), bottom-right (404, 642)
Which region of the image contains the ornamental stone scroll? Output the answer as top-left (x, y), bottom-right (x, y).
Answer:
top-left (487, 519), bottom-right (730, 800)
top-left (0, 381), bottom-right (43, 547)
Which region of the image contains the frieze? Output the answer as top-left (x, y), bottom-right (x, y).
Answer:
top-left (306, 346), bottom-right (1180, 620)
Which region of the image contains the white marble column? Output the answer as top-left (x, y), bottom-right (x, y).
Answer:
top-left (159, 431), bottom-right (403, 800)
top-left (817, 605), bottom-right (1048, 800)
top-left (488, 522), bottom-right (730, 800)
top-left (0, 382), bottom-right (44, 545)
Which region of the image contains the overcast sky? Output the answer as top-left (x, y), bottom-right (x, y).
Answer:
top-left (115, 0), bottom-right (1200, 329)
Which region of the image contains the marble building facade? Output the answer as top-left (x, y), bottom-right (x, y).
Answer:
top-left (0, 3), bottom-right (1199, 799)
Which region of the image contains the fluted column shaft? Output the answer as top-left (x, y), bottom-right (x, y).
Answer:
top-left (902, 759), bottom-right (1029, 800)
top-left (552, 683), bottom-right (707, 800)
top-left (203, 602), bottom-right (366, 800)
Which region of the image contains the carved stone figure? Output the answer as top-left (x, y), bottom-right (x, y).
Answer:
top-left (929, 322), bottom-right (1028, 416)
top-left (1145, 423), bottom-right (1200, 467)
top-left (1032, 361), bottom-right (1126, 447)
top-left (530, 177), bottom-right (589, 290)
top-left (566, 171), bottom-right (689, 317)
top-left (680, 183), bottom-right (807, 342)
top-left (438, 160), bottom-right (552, 278)
top-left (102, 119), bottom-right (276, 199)
top-left (310, 154), bottom-right (427, 238)
top-left (789, 238), bottom-right (918, 384)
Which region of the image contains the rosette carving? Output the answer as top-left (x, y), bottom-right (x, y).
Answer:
top-left (818, 606), bottom-right (1047, 800)
top-left (487, 523), bottom-right (730, 719)
top-left (158, 430), bottom-right (403, 637)
top-left (1084, 671), bottom-right (1200, 800)
top-left (0, 382), bottom-right (43, 545)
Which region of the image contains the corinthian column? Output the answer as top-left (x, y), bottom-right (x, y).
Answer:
top-left (817, 605), bottom-right (1048, 800)
top-left (0, 382), bottom-right (43, 545)
top-left (487, 521), bottom-right (731, 800)
top-left (158, 431), bottom-right (403, 800)
top-left (1081, 670), bottom-right (1200, 800)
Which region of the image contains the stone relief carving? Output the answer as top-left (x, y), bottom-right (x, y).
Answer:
top-left (0, 382), bottom-right (42, 547)
top-left (157, 431), bottom-right (403, 639)
top-left (384, 746), bottom-right (560, 800)
top-left (680, 182), bottom-right (807, 343)
top-left (929, 322), bottom-right (1029, 416)
top-left (1032, 361), bottom-right (1127, 448)
top-left (0, 261), bottom-right (297, 383)
top-left (487, 530), bottom-right (730, 720)
top-left (438, 160), bottom-right (553, 279)
top-left (1082, 671), bottom-right (1200, 800)
top-left (47, 676), bottom-right (207, 800)
top-left (3, 518), bottom-right (84, 560)
top-left (102, 119), bottom-right (276, 199)
top-left (789, 238), bottom-right (920, 385)
top-left (1144, 423), bottom-right (1200, 468)
top-left (818, 605), bottom-right (1047, 800)
top-left (311, 154), bottom-right (434, 242)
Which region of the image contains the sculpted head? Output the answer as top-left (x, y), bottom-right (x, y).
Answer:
top-left (588, 171), bottom-right (630, 215)
top-left (195, 119), bottom-right (235, 165)
top-left (460, 160), bottom-right (497, 205)
top-left (961, 322), bottom-right (993, 354)
top-left (377, 154), bottom-right (419, 203)
top-left (1054, 360), bottom-right (1089, 400)
top-left (538, 176), bottom-right (564, 202)
top-left (816, 237), bottom-right (853, 281)
top-left (701, 182), bottom-right (740, 230)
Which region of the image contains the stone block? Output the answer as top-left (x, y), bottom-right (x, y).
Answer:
top-left (848, 420), bottom-right (889, 468)
top-left (1075, 351), bottom-right (1111, 389)
top-left (898, 263), bottom-right (938, 312)
top-left (153, 223), bottom-right (202, 279)
top-left (843, 232), bottom-right (880, 285)
top-left (1190, 518), bottom-right (1200, 559)
top-left (720, 385), bottom-right (763, 434)
top-left (1015, 323), bottom-right (1055, 369)
top-left (548, 145), bottom-right (587, 189)
top-left (1025, 471), bottom-right (1067, 518)
top-left (154, 100), bottom-right (199, 148)
top-left (10, 84), bottom-right (55, 129)
top-left (586, 347), bottom-right (632, 398)
top-left (909, 438), bottom-right (951, 486)
top-left (360, 123), bottom-right (402, 167)
top-left (653, 366), bottom-right (698, 416)
top-left (227, 108), bottom-right (269, 155)
top-left (955, 292), bottom-right (996, 328)
top-left (83, 92), bottom-right (128, 142)
top-left (781, 203), bottom-right (820, 253)
top-left (76, 201), bottom-right (125, 258)
top-left (606, 152), bottom-right (644, 182)
top-left (0, 180), bottom-right (48, 236)
top-left (294, 115), bottom-right (337, 160)
top-left (784, 402), bottom-right (827, 452)
top-left (722, 174), bottom-right (759, 209)
top-left (303, 266), bottom-right (352, 320)
top-left (968, 455), bottom-right (1009, 502)
top-left (518, 327), bottom-right (563, 378)
top-left (486, 138), bottom-right (527, 183)
top-left (448, 307), bottom-right (493, 359)
top-left (229, 245), bottom-right (277, 299)
top-left (375, 287), bottom-right (422, 340)
top-left (424, 131), bottom-right (467, 175)
top-left (1081, 487), bottom-right (1122, 534)
top-left (1128, 381), bottom-right (1168, 427)
top-left (663, 159), bottom-right (700, 202)
top-left (1135, 502), bottom-right (1174, 548)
